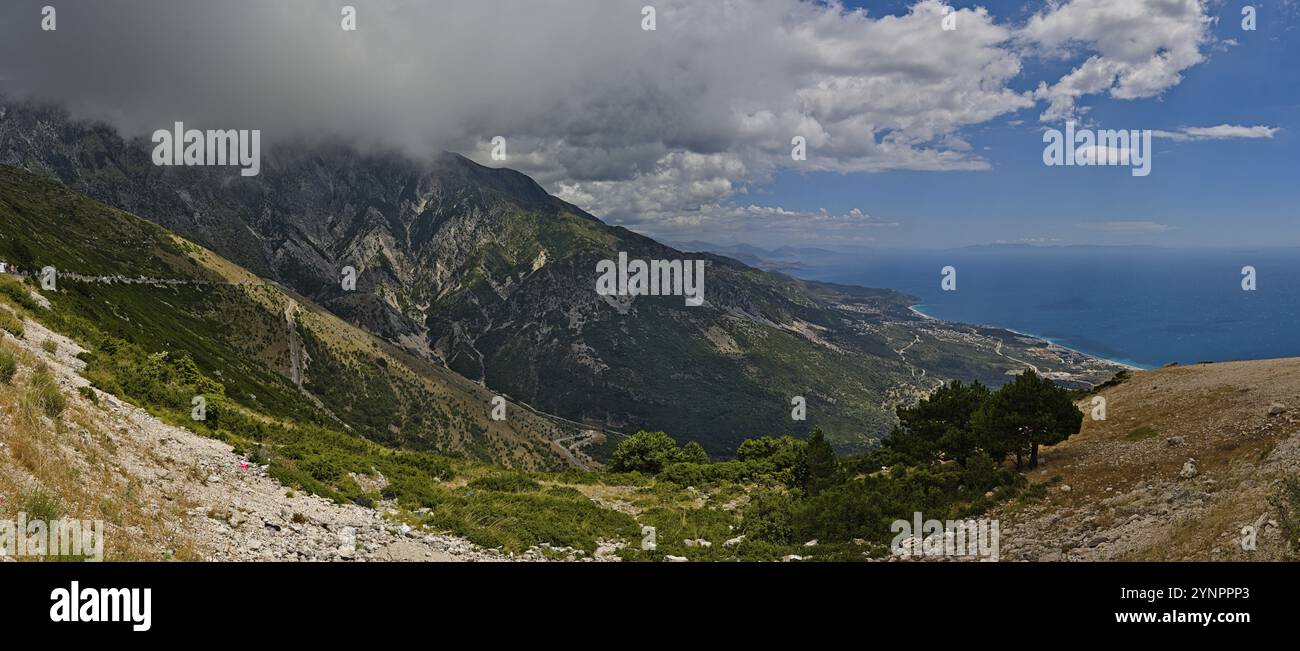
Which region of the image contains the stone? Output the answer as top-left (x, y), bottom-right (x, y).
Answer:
top-left (1179, 459), bottom-right (1198, 479)
top-left (1267, 403), bottom-right (1286, 417)
top-left (1166, 436), bottom-right (1184, 446)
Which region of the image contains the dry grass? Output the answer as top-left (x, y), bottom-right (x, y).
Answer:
top-left (999, 358), bottom-right (1300, 560)
top-left (0, 336), bottom-right (200, 561)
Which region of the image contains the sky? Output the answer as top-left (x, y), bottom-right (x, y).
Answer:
top-left (1, 0), bottom-right (1296, 249)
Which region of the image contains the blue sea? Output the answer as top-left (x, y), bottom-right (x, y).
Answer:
top-left (793, 247), bottom-right (1300, 369)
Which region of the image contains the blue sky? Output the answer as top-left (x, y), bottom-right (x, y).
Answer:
top-left (747, 0), bottom-right (1300, 249)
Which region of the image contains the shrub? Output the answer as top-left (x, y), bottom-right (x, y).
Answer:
top-left (543, 486), bottom-right (585, 499)
top-left (1125, 425), bottom-right (1159, 441)
top-left (22, 488), bottom-right (63, 523)
top-left (0, 275), bottom-right (40, 311)
top-left (740, 490), bottom-right (796, 543)
top-left (41, 339), bottom-right (57, 355)
top-left (659, 460), bottom-right (760, 487)
top-left (301, 454), bottom-right (346, 484)
top-left (680, 441), bottom-right (710, 465)
top-left (27, 366), bottom-right (66, 418)
top-left (422, 490), bottom-right (639, 553)
top-left (609, 430), bottom-right (684, 474)
top-left (735, 435), bottom-right (808, 486)
top-left (0, 347), bottom-right (16, 384)
top-left (468, 473), bottom-right (541, 493)
top-left (0, 310), bottom-right (23, 338)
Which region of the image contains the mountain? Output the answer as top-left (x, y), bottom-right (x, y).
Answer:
top-left (0, 100), bottom-right (1124, 454)
top-left (0, 165), bottom-right (586, 471)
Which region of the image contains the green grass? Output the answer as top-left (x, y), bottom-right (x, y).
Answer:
top-left (0, 347), bottom-right (16, 384)
top-left (1125, 425), bottom-right (1160, 441)
top-left (422, 486), bottom-right (639, 553)
top-left (467, 473), bottom-right (541, 493)
top-left (22, 488), bottom-right (64, 522)
top-left (27, 365), bottom-right (66, 419)
top-left (0, 309), bottom-right (23, 338)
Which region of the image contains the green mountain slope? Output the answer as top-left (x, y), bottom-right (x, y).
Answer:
top-left (0, 165), bottom-right (586, 474)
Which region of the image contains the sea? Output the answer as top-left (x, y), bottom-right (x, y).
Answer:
top-left (792, 247), bottom-right (1300, 369)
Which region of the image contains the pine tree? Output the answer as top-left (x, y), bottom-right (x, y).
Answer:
top-left (804, 428), bottom-right (839, 496)
top-left (890, 380), bottom-right (990, 464)
top-left (972, 369), bottom-right (1082, 470)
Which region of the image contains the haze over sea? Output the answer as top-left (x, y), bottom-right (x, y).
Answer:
top-left (793, 246), bottom-right (1300, 369)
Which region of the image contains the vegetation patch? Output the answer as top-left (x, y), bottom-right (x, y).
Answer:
top-left (1125, 425), bottom-right (1160, 441)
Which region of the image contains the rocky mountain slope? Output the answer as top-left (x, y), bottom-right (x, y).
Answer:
top-left (0, 165), bottom-right (585, 471)
top-left (993, 359), bottom-right (1300, 561)
top-left (0, 100), bottom-right (1123, 454)
top-left (0, 313), bottom-right (518, 561)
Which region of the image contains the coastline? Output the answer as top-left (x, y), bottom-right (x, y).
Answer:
top-left (908, 303), bottom-right (1146, 371)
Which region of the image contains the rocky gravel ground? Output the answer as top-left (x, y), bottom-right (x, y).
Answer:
top-left (992, 358), bottom-right (1300, 561)
top-left (2, 310), bottom-right (547, 562)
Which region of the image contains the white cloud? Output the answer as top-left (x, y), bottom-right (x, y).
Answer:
top-left (0, 0), bottom-right (1254, 242)
top-left (1081, 221), bottom-right (1174, 234)
top-left (1154, 124), bottom-right (1280, 141)
top-left (1074, 144), bottom-right (1138, 165)
top-left (1022, 0), bottom-right (1213, 122)
top-left (615, 203), bottom-right (898, 245)
top-left (2, 0), bottom-right (1032, 229)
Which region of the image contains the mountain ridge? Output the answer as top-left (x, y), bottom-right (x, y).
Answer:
top-left (0, 99), bottom-right (1126, 454)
